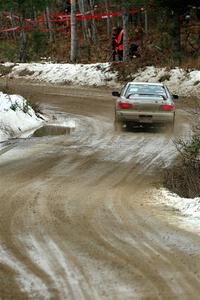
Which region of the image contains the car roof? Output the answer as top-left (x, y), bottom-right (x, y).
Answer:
top-left (127, 82), bottom-right (164, 86)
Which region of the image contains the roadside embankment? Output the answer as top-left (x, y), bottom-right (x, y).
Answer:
top-left (0, 62), bottom-right (200, 98)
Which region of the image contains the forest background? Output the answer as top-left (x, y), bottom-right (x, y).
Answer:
top-left (0, 0), bottom-right (199, 68)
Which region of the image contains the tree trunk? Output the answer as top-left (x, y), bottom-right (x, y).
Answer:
top-left (18, 5), bottom-right (27, 63)
top-left (105, 0), bottom-right (111, 38)
top-left (19, 16), bottom-right (27, 62)
top-left (45, 6), bottom-right (54, 43)
top-left (10, 12), bottom-right (17, 40)
top-left (144, 0), bottom-right (148, 35)
top-left (89, 0), bottom-right (98, 42)
top-left (70, 0), bottom-right (79, 62)
top-left (123, 8), bottom-right (129, 62)
top-left (78, 0), bottom-right (89, 41)
top-left (170, 12), bottom-right (181, 62)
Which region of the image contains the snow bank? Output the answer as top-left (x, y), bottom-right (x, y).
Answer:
top-left (0, 92), bottom-right (42, 142)
top-left (132, 66), bottom-right (200, 98)
top-left (8, 63), bottom-right (116, 86)
top-left (158, 188), bottom-right (200, 218)
top-left (3, 63), bottom-right (200, 97)
top-left (155, 188), bottom-right (200, 232)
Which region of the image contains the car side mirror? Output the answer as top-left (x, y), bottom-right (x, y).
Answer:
top-left (112, 91), bottom-right (120, 97)
top-left (173, 94), bottom-right (179, 99)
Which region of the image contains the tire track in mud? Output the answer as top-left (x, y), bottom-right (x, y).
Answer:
top-left (0, 140), bottom-right (18, 156)
top-left (0, 84), bottom-right (200, 299)
top-left (98, 197), bottom-right (200, 299)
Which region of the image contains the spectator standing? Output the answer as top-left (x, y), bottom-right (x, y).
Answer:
top-left (64, 0), bottom-right (71, 13)
top-left (115, 26), bottom-right (124, 61)
top-left (111, 27), bottom-right (117, 61)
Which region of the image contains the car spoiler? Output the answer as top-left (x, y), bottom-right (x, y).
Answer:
top-left (127, 93), bottom-right (167, 100)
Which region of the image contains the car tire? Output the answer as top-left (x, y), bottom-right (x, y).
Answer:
top-left (114, 114), bottom-right (122, 132)
top-left (167, 117), bottom-right (175, 134)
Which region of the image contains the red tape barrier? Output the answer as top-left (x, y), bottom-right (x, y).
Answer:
top-left (0, 25), bottom-right (71, 33)
top-left (0, 9), bottom-right (144, 33)
top-left (27, 9), bottom-right (144, 24)
top-left (0, 26), bottom-right (20, 33)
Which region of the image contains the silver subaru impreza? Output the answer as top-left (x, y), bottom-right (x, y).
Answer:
top-left (112, 82), bottom-right (178, 130)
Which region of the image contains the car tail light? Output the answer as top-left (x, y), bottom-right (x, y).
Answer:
top-left (162, 105), bottom-right (175, 111)
top-left (118, 102), bottom-right (132, 109)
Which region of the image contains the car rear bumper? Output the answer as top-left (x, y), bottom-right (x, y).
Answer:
top-left (116, 111), bottom-right (175, 124)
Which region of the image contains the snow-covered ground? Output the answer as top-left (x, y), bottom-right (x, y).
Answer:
top-left (132, 66), bottom-right (200, 98)
top-left (160, 189), bottom-right (200, 219)
top-left (155, 188), bottom-right (200, 233)
top-left (0, 92), bottom-right (43, 142)
top-left (2, 62), bottom-right (200, 98)
top-left (4, 62), bottom-right (116, 87)
top-left (0, 92), bottom-right (76, 143)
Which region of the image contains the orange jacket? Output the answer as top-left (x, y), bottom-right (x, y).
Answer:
top-left (115, 30), bottom-right (124, 51)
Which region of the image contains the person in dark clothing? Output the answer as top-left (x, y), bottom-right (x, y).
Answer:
top-left (64, 0), bottom-right (71, 13)
top-left (111, 26), bottom-right (124, 61)
top-left (128, 26), bottom-right (143, 59)
top-left (129, 43), bottom-right (139, 58)
top-left (111, 27), bottom-right (118, 61)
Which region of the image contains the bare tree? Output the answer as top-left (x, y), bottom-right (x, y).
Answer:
top-left (71, 0), bottom-right (79, 62)
top-left (104, 0), bottom-right (111, 38)
top-left (77, 0), bottom-right (89, 40)
top-left (88, 0), bottom-right (98, 42)
top-left (122, 6), bottom-right (129, 61)
top-left (45, 5), bottom-right (55, 43)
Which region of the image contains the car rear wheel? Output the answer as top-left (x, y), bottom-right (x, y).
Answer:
top-left (114, 114), bottom-right (122, 132)
top-left (167, 117), bottom-right (175, 134)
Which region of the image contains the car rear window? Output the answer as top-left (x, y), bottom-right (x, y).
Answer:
top-left (126, 84), bottom-right (167, 97)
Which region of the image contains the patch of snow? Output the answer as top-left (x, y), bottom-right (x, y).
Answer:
top-left (3, 62), bottom-right (15, 68)
top-left (0, 245), bottom-right (50, 299)
top-left (8, 63), bottom-right (116, 86)
top-left (160, 189), bottom-right (200, 218)
top-left (48, 119), bottom-right (76, 129)
top-left (155, 188), bottom-right (200, 232)
top-left (133, 66), bottom-right (200, 97)
top-left (20, 235), bottom-right (101, 300)
top-left (0, 92), bottom-right (42, 142)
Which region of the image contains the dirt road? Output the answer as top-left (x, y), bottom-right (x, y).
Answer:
top-left (0, 81), bottom-right (200, 300)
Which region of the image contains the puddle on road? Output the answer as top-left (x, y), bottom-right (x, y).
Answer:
top-left (33, 125), bottom-right (73, 137)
